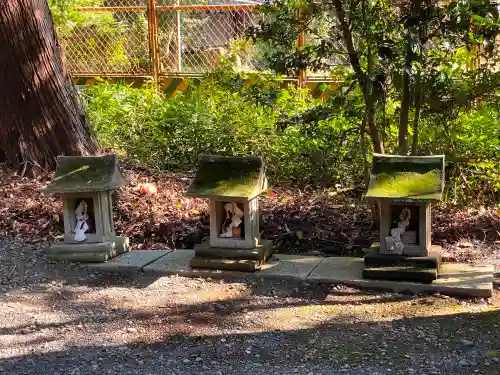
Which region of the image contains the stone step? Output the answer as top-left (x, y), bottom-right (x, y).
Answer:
top-left (190, 257), bottom-right (262, 272)
top-left (364, 244), bottom-right (442, 269)
top-left (47, 241), bottom-right (116, 254)
top-left (362, 266), bottom-right (438, 283)
top-left (194, 239), bottom-right (273, 261)
top-left (47, 251), bottom-right (113, 263)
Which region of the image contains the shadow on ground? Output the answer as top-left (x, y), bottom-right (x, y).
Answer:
top-left (1, 306), bottom-right (500, 375)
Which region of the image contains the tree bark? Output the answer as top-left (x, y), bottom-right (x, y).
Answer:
top-left (332, 0), bottom-right (383, 154)
top-left (411, 70), bottom-right (422, 155)
top-left (365, 48), bottom-right (383, 154)
top-left (0, 0), bottom-right (97, 174)
top-left (398, 39), bottom-right (412, 155)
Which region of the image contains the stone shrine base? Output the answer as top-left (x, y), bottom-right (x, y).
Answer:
top-left (362, 243), bottom-right (442, 283)
top-left (84, 250), bottom-right (495, 298)
top-left (46, 236), bottom-right (130, 262)
top-left (189, 239), bottom-right (274, 272)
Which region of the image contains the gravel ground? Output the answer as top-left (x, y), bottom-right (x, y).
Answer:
top-left (1, 238), bottom-right (500, 375)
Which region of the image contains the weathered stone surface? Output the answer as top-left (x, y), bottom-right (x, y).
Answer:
top-left (143, 250), bottom-right (252, 278)
top-left (143, 250), bottom-right (195, 275)
top-left (141, 251), bottom-right (493, 298)
top-left (114, 236), bottom-right (131, 255)
top-left (185, 154), bottom-right (267, 200)
top-left (47, 251), bottom-right (113, 263)
top-left (190, 257), bottom-right (261, 272)
top-left (87, 250), bottom-right (171, 272)
top-left (258, 254), bottom-right (322, 281)
top-left (194, 239), bottom-right (273, 261)
top-left (364, 243), bottom-right (442, 269)
top-left (362, 266), bottom-right (437, 282)
top-left (47, 241), bottom-right (116, 254)
top-left (43, 154), bottom-right (125, 194)
top-left (364, 154), bottom-right (445, 201)
top-left (307, 257), bottom-right (493, 298)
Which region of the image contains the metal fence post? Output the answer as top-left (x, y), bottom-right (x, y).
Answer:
top-left (297, 0), bottom-right (306, 88)
top-left (175, 0), bottom-right (182, 72)
top-left (148, 0), bottom-right (160, 82)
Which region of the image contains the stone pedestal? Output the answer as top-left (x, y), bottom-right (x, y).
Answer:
top-left (47, 236), bottom-right (130, 262)
top-left (190, 239), bottom-right (274, 272)
top-left (362, 243), bottom-right (442, 283)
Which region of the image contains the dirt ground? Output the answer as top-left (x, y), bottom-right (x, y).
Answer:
top-left (1, 239), bottom-right (500, 375)
top-left (1, 165), bottom-right (499, 268)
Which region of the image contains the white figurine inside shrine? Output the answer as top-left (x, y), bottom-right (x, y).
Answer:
top-left (220, 202), bottom-right (244, 238)
top-left (74, 200), bottom-right (90, 242)
top-left (384, 207), bottom-right (411, 255)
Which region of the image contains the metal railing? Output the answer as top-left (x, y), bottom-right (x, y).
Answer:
top-left (53, 0), bottom-right (279, 80)
top-left (53, 1), bottom-right (487, 83)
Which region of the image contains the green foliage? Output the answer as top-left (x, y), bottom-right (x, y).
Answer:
top-left (418, 96), bottom-right (500, 203)
top-left (249, 0), bottom-right (500, 157)
top-left (82, 75), bottom-right (364, 186)
top-left (49, 0), bottom-right (116, 35)
top-left (49, 1), bottom-right (150, 72)
top-left (81, 72), bottom-right (500, 204)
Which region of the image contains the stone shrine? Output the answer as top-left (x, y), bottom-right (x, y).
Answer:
top-left (43, 155), bottom-right (130, 262)
top-left (363, 154), bottom-right (445, 282)
top-left (185, 154), bottom-right (273, 271)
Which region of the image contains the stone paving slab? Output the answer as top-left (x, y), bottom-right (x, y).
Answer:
top-left (135, 251), bottom-right (493, 298)
top-left (142, 250), bottom-right (255, 279)
top-left (307, 257), bottom-right (494, 298)
top-left (87, 250), bottom-right (171, 273)
top-left (258, 254), bottom-right (323, 281)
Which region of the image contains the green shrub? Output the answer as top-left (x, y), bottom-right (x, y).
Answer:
top-left (82, 76), bottom-right (500, 203)
top-left (82, 76), bottom-right (363, 186)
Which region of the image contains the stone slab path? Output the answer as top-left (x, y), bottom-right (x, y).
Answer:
top-left (89, 250), bottom-right (171, 273)
top-left (87, 251), bottom-right (494, 298)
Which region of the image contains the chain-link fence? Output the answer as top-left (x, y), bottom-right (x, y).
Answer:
top-left (50, 0), bottom-right (271, 77)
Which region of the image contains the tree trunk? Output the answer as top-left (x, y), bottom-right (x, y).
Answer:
top-left (411, 70), bottom-right (422, 156)
top-left (0, 0), bottom-right (97, 174)
top-left (398, 39), bottom-right (412, 155)
top-left (332, 0), bottom-right (383, 154)
top-left (365, 44), bottom-right (383, 154)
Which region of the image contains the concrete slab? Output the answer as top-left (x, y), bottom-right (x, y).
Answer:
top-left (142, 250), bottom-right (254, 279)
top-left (87, 250), bottom-right (171, 273)
top-left (258, 254), bottom-right (323, 281)
top-left (307, 257), bottom-right (494, 298)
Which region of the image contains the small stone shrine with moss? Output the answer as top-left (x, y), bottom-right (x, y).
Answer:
top-left (185, 154), bottom-right (273, 271)
top-left (43, 155), bottom-right (130, 262)
top-left (363, 154), bottom-right (445, 282)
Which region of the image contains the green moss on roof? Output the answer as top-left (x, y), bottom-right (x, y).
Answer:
top-left (43, 155), bottom-right (125, 194)
top-left (186, 155), bottom-right (266, 199)
top-left (365, 154), bottom-right (445, 201)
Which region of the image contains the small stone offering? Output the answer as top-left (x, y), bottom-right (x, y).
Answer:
top-left (43, 154), bottom-right (130, 262)
top-left (362, 154), bottom-right (445, 282)
top-left (185, 154), bottom-right (273, 272)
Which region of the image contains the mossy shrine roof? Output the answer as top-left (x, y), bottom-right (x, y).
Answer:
top-left (365, 154), bottom-right (445, 202)
top-left (43, 154), bottom-right (125, 194)
top-left (186, 154), bottom-right (267, 200)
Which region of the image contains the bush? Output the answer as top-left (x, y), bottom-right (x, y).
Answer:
top-left (82, 75), bottom-right (500, 204)
top-left (82, 75), bottom-right (363, 186)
